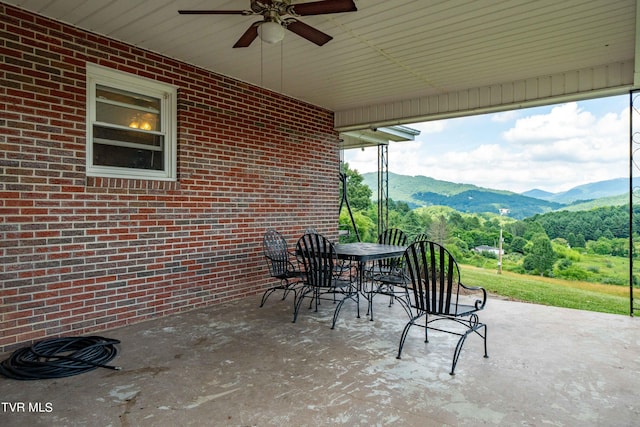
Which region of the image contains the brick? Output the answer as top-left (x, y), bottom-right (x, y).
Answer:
top-left (0, 3), bottom-right (338, 353)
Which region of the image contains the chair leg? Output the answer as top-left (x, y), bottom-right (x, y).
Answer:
top-left (331, 285), bottom-right (358, 329)
top-left (396, 314), bottom-right (422, 359)
top-left (260, 277), bottom-right (299, 308)
top-left (282, 282), bottom-right (298, 301)
top-left (259, 286), bottom-right (280, 308)
top-left (261, 280), bottom-right (301, 318)
top-left (308, 293), bottom-right (314, 309)
top-left (424, 313), bottom-right (429, 343)
top-left (292, 286), bottom-right (310, 323)
top-left (450, 331), bottom-right (467, 375)
top-left (330, 297), bottom-right (346, 329)
top-left (396, 288), bottom-right (413, 319)
top-left (367, 283), bottom-right (388, 321)
top-left (482, 324), bottom-right (489, 359)
top-left (450, 322), bottom-right (487, 375)
top-left (288, 288), bottom-right (298, 315)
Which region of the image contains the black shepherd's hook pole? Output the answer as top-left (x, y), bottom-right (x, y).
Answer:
top-left (339, 171), bottom-right (361, 242)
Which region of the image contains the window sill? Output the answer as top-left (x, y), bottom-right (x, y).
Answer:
top-left (86, 176), bottom-right (181, 192)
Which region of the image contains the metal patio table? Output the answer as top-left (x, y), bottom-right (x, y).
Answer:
top-left (334, 242), bottom-right (407, 319)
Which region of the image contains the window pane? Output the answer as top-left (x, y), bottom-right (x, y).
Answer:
top-left (96, 85), bottom-right (160, 110)
top-left (96, 85), bottom-right (161, 131)
top-left (93, 143), bottom-right (164, 170)
top-left (94, 125), bottom-right (163, 148)
top-left (86, 64), bottom-right (176, 180)
top-left (97, 103), bottom-right (160, 131)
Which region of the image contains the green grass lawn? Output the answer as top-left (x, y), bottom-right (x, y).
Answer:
top-left (460, 265), bottom-right (634, 315)
top-left (569, 252), bottom-right (630, 285)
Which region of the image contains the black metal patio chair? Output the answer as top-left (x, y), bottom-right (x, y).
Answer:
top-left (397, 239), bottom-right (488, 375)
top-left (294, 233), bottom-right (358, 328)
top-left (260, 229), bottom-right (305, 311)
top-left (411, 233), bottom-right (430, 243)
top-left (368, 228), bottom-right (410, 319)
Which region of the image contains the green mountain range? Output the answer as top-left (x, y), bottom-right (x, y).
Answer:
top-left (361, 172), bottom-right (634, 219)
top-left (521, 178), bottom-right (636, 204)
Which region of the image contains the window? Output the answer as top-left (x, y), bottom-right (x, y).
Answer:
top-left (86, 64), bottom-right (177, 180)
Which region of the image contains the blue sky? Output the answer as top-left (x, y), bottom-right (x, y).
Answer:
top-left (343, 95), bottom-right (630, 194)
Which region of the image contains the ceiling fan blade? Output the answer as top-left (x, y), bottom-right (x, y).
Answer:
top-left (291, 0), bottom-right (357, 16)
top-left (233, 22), bottom-right (260, 48)
top-left (178, 10), bottom-right (252, 15)
top-left (286, 20), bottom-right (332, 46)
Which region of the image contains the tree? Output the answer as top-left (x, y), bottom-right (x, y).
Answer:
top-left (428, 215), bottom-right (448, 244)
top-left (389, 199), bottom-right (411, 215)
top-left (610, 238), bottom-right (629, 257)
top-left (522, 219), bottom-right (547, 240)
top-left (399, 210), bottom-right (423, 238)
top-left (587, 238), bottom-right (613, 255)
top-left (509, 236), bottom-right (527, 254)
top-left (341, 163), bottom-right (372, 212)
top-left (523, 234), bottom-right (557, 276)
top-left (508, 220), bottom-right (528, 238)
top-left (339, 210), bottom-right (375, 243)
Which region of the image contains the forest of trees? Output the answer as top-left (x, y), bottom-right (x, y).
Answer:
top-left (339, 164), bottom-right (638, 281)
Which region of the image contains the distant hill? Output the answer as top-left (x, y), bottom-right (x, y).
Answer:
top-left (411, 189), bottom-right (563, 219)
top-left (522, 178), bottom-right (637, 204)
top-left (521, 188), bottom-right (555, 200)
top-left (384, 173), bottom-right (482, 201)
top-left (361, 172), bottom-right (633, 219)
top-left (561, 193), bottom-right (630, 211)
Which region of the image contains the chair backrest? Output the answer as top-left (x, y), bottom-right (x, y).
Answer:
top-left (263, 229), bottom-right (293, 278)
top-left (378, 228), bottom-right (408, 246)
top-left (377, 228), bottom-right (408, 270)
top-left (412, 233), bottom-right (430, 243)
top-left (295, 233), bottom-right (338, 289)
top-left (403, 240), bottom-right (462, 316)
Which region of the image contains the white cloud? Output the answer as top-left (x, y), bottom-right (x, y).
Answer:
top-left (491, 110), bottom-right (520, 123)
top-left (343, 98), bottom-right (630, 193)
top-left (504, 103), bottom-right (628, 167)
top-left (408, 120), bottom-right (447, 134)
top-left (503, 102), bottom-right (595, 142)
top-left (343, 146), bottom-right (379, 174)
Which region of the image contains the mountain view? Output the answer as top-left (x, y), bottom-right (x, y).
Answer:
top-left (361, 172), bottom-right (636, 219)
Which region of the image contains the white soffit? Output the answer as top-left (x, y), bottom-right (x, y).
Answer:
top-left (339, 125), bottom-right (420, 149)
top-left (2, 0), bottom-right (639, 131)
top-left (335, 61), bottom-right (636, 132)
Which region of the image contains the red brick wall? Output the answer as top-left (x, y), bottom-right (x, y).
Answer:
top-left (0, 4), bottom-right (340, 352)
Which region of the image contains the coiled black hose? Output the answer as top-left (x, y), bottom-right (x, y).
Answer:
top-left (0, 336), bottom-right (121, 380)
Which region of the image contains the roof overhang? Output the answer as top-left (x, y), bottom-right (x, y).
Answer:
top-left (2, 0), bottom-right (639, 131)
top-left (339, 125), bottom-right (420, 149)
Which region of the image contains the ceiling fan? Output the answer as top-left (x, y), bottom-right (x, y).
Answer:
top-left (178, 0), bottom-right (357, 48)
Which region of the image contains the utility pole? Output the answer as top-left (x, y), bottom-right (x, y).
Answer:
top-left (498, 208), bottom-right (509, 275)
top-left (498, 227), bottom-right (503, 274)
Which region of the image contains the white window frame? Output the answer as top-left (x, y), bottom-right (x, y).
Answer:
top-left (86, 63), bottom-right (177, 181)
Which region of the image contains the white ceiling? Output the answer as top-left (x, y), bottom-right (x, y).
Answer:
top-left (3, 0), bottom-right (639, 131)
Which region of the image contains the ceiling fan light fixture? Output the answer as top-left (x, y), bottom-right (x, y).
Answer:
top-left (258, 21), bottom-right (285, 44)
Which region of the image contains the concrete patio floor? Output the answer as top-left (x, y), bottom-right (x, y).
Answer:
top-left (1, 292), bottom-right (638, 426)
